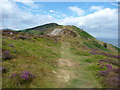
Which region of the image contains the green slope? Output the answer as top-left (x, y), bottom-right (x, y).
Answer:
top-left (18, 23), bottom-right (62, 35)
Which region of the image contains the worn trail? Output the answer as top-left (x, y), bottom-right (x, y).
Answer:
top-left (56, 42), bottom-right (101, 88)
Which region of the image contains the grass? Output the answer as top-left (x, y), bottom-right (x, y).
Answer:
top-left (2, 28), bottom-right (119, 88)
top-left (84, 57), bottom-right (97, 63)
top-left (2, 35), bottom-right (61, 88)
top-left (113, 45), bottom-right (120, 53)
top-left (83, 41), bottom-right (110, 51)
top-left (72, 26), bottom-right (94, 39)
top-left (59, 41), bottom-right (102, 88)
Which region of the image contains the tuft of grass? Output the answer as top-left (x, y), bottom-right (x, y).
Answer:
top-left (84, 58), bottom-right (97, 63)
top-left (74, 51), bottom-right (90, 56)
top-left (93, 55), bottom-right (107, 59)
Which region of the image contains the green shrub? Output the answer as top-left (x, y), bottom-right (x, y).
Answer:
top-left (103, 43), bottom-right (107, 48)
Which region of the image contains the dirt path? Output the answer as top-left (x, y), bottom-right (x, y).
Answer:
top-left (56, 42), bottom-right (76, 87)
top-left (55, 42), bottom-right (101, 88)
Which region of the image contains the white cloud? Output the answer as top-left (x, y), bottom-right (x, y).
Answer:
top-left (69, 6), bottom-right (85, 16)
top-left (18, 0), bottom-right (41, 9)
top-left (111, 2), bottom-right (120, 6)
top-left (0, 0), bottom-right (55, 29)
top-left (90, 6), bottom-right (104, 11)
top-left (58, 8), bottom-right (118, 39)
top-left (49, 10), bottom-right (55, 12)
top-left (0, 1), bottom-right (118, 39)
top-left (48, 10), bottom-right (67, 19)
top-left (12, 0), bottom-right (34, 3)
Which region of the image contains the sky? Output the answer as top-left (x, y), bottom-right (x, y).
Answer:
top-left (0, 0), bottom-right (119, 39)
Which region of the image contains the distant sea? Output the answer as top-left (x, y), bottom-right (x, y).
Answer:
top-left (97, 38), bottom-right (119, 48)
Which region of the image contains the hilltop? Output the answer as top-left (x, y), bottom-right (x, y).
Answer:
top-left (1, 23), bottom-right (120, 88)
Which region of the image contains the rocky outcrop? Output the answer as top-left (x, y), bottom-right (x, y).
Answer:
top-left (48, 28), bottom-right (79, 37)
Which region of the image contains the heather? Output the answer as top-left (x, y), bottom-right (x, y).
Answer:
top-left (2, 24), bottom-right (119, 88)
top-left (95, 59), bottom-right (119, 88)
top-left (10, 71), bottom-right (35, 86)
top-left (90, 49), bottom-right (120, 59)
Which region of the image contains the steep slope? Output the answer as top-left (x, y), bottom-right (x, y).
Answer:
top-left (2, 23), bottom-right (120, 88)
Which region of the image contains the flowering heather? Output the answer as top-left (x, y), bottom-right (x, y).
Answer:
top-left (98, 70), bottom-right (109, 76)
top-left (104, 75), bottom-right (119, 88)
top-left (20, 71), bottom-right (35, 81)
top-left (98, 60), bottom-right (104, 63)
top-left (90, 50), bottom-right (120, 59)
top-left (97, 61), bottom-right (119, 88)
top-left (2, 42), bottom-right (5, 45)
top-left (54, 41), bottom-right (58, 43)
top-left (9, 44), bottom-right (14, 48)
top-left (13, 37), bottom-right (17, 39)
top-left (100, 59), bottom-right (120, 66)
top-left (11, 73), bottom-right (18, 78)
top-left (111, 68), bottom-right (120, 74)
top-left (10, 71), bottom-right (35, 85)
top-left (106, 64), bottom-right (112, 70)
top-left (17, 36), bottom-right (29, 40)
top-left (90, 51), bottom-right (96, 55)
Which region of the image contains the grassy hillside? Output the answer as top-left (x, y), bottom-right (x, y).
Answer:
top-left (18, 23), bottom-right (62, 35)
top-left (1, 24), bottom-right (120, 88)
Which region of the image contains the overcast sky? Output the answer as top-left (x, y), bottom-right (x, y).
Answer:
top-left (0, 0), bottom-right (118, 39)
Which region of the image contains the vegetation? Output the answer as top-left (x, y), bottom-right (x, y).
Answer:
top-left (1, 23), bottom-right (119, 88)
top-left (103, 43), bottom-right (107, 48)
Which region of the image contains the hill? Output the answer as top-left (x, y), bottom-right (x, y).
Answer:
top-left (1, 23), bottom-right (120, 88)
